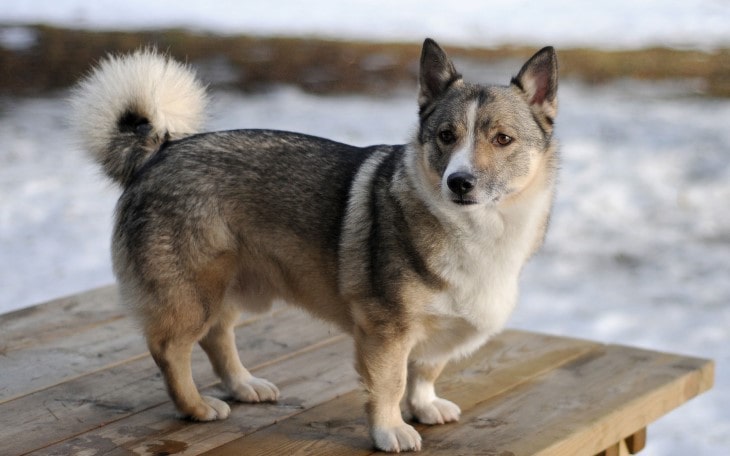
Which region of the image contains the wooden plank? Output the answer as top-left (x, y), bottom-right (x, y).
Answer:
top-left (0, 286), bottom-right (138, 401)
top-left (200, 335), bottom-right (712, 456)
top-left (34, 335), bottom-right (356, 456)
top-left (0, 285), bottom-right (121, 352)
top-left (202, 330), bottom-right (598, 456)
top-left (535, 345), bottom-right (712, 456)
top-left (204, 394), bottom-right (372, 456)
top-left (0, 285), bottom-right (137, 403)
top-left (435, 330), bottom-right (599, 406)
top-left (3, 293), bottom-right (713, 456)
top-left (126, 336), bottom-right (358, 455)
top-left (0, 307), bottom-right (339, 455)
top-left (416, 344), bottom-right (713, 456)
top-left (0, 287), bottom-right (284, 403)
top-left (0, 310), bottom-right (144, 402)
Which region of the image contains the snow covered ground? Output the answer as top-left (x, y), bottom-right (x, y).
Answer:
top-left (1, 2), bottom-right (728, 454)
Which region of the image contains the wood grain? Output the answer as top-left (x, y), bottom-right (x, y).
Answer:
top-left (1, 287), bottom-right (714, 456)
top-left (0, 306), bottom-right (340, 455)
top-left (0, 286), bottom-right (285, 403)
top-left (202, 331), bottom-right (597, 456)
top-left (416, 345), bottom-right (713, 455)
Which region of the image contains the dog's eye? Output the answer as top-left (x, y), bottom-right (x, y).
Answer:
top-left (438, 129), bottom-right (456, 145)
top-left (495, 134), bottom-right (513, 146)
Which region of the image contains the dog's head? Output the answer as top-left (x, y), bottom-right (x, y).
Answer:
top-left (414, 39), bottom-right (557, 209)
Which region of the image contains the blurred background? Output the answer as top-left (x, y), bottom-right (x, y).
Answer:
top-left (1, 1), bottom-right (728, 454)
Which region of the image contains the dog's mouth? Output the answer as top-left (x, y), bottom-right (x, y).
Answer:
top-left (450, 194), bottom-right (505, 206)
top-left (452, 197), bottom-right (479, 206)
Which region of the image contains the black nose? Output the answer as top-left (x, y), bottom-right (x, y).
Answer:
top-left (447, 171), bottom-right (476, 196)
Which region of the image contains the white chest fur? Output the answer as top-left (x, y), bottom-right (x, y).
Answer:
top-left (415, 192), bottom-right (551, 363)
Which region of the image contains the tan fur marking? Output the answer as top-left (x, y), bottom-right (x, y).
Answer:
top-left (195, 253), bottom-right (238, 309)
top-left (354, 323), bottom-right (412, 428)
top-left (473, 135), bottom-right (496, 173)
top-left (143, 286), bottom-right (220, 420)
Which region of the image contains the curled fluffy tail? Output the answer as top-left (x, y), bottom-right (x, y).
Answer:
top-left (70, 48), bottom-right (207, 186)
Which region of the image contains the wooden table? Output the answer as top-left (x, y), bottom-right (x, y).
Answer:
top-left (0, 286), bottom-right (713, 455)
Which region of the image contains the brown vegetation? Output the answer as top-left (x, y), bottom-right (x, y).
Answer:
top-left (1, 25), bottom-right (728, 97)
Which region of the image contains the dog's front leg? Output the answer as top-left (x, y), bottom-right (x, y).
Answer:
top-left (406, 359), bottom-right (461, 425)
top-left (354, 324), bottom-right (421, 452)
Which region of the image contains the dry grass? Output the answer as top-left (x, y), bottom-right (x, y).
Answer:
top-left (1, 25), bottom-right (729, 97)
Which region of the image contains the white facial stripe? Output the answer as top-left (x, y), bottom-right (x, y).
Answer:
top-left (443, 100), bottom-right (478, 178)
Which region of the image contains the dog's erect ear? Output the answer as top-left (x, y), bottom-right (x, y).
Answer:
top-left (511, 46), bottom-right (558, 118)
top-left (418, 38), bottom-right (462, 110)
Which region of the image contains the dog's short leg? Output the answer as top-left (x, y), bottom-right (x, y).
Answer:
top-left (406, 360), bottom-right (461, 425)
top-left (355, 325), bottom-right (421, 452)
top-left (199, 308), bottom-right (280, 404)
top-left (148, 333), bottom-right (231, 421)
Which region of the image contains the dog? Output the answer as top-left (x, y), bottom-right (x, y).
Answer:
top-left (70, 38), bottom-right (558, 452)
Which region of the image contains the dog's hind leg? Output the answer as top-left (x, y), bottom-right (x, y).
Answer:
top-left (142, 254), bottom-right (241, 421)
top-left (199, 304), bottom-right (280, 403)
top-left (145, 306), bottom-right (231, 421)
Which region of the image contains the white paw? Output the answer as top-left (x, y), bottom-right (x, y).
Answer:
top-left (411, 397), bottom-right (461, 425)
top-left (229, 376), bottom-right (280, 403)
top-left (188, 395), bottom-right (231, 421)
top-left (371, 423), bottom-right (422, 452)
